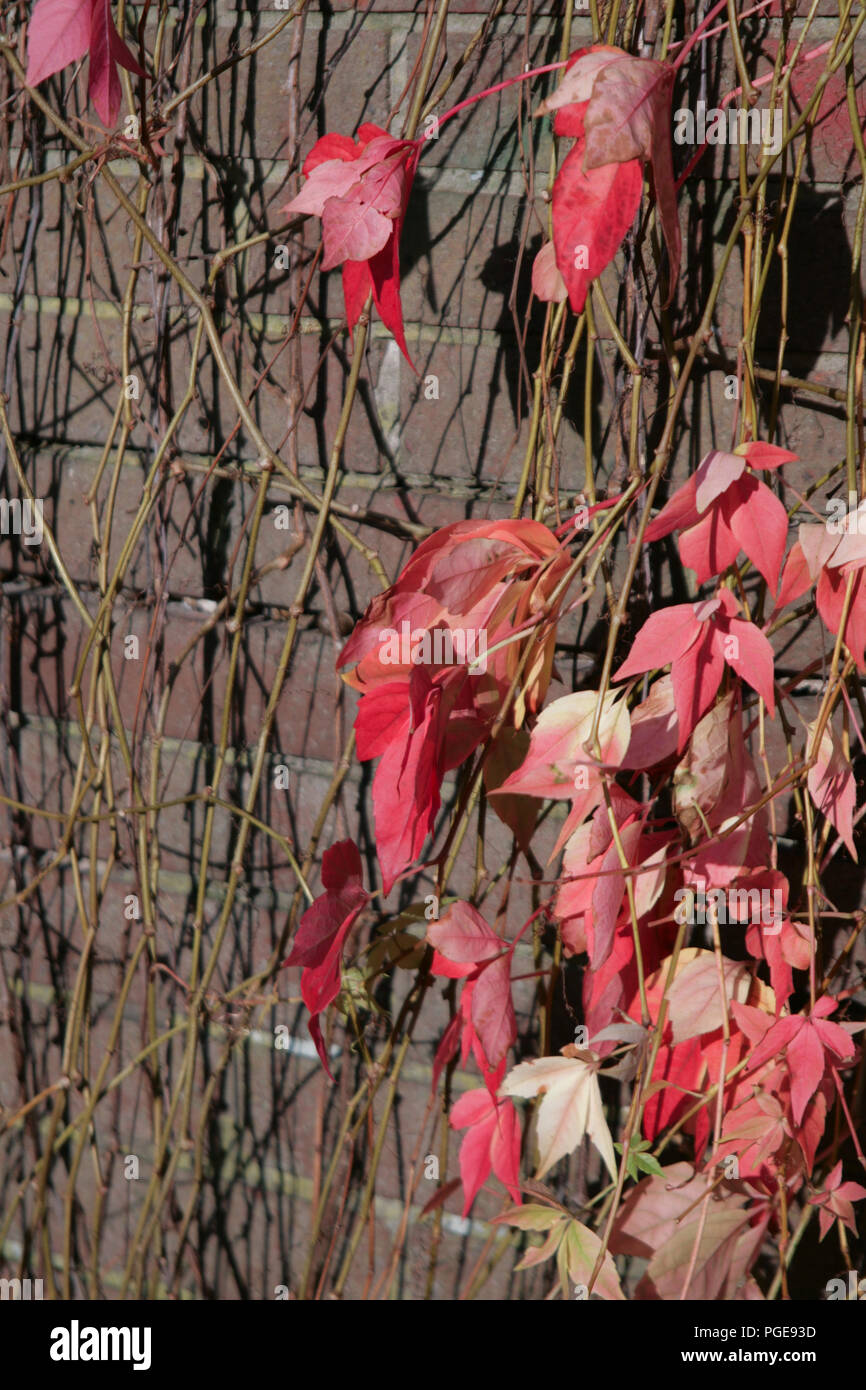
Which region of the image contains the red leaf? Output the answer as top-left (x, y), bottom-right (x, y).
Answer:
top-left (644, 473), bottom-right (700, 543)
top-left (807, 720), bottom-right (858, 859)
top-left (588, 817), bottom-right (642, 969)
top-left (615, 604), bottom-right (701, 681)
top-left (551, 139), bottom-right (642, 313)
top-left (470, 952), bottom-right (517, 1070)
top-left (354, 680), bottom-right (411, 761)
top-left (427, 901), bottom-right (503, 965)
top-left (89, 0), bottom-right (144, 127)
top-left (282, 840), bottom-right (368, 1081)
top-left (450, 1091), bottom-right (521, 1215)
top-left (646, 444), bottom-right (795, 589)
top-left (283, 841), bottom-right (367, 971)
top-left (368, 682), bottom-right (443, 895)
top-left (719, 615), bottom-right (776, 716)
top-left (671, 621), bottom-right (726, 749)
top-left (431, 1013), bottom-right (462, 1094)
top-left (26, 0), bottom-right (91, 87)
top-left (616, 591), bottom-right (776, 750)
top-left (787, 1024), bottom-right (828, 1130)
top-left (303, 132), bottom-right (361, 173)
top-left (321, 197), bottom-right (393, 270)
top-left (620, 674), bottom-right (679, 769)
top-left (26, 0), bottom-right (144, 128)
top-left (744, 1000), bottom-right (857, 1128)
top-left (740, 441), bottom-right (798, 471)
top-left (578, 51), bottom-right (680, 303)
top-left (694, 449), bottom-right (747, 512)
top-left (725, 474), bottom-right (789, 591)
top-left (285, 128), bottom-right (418, 367)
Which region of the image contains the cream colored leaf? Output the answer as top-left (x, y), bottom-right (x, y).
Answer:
top-left (500, 1054), bottom-right (617, 1181)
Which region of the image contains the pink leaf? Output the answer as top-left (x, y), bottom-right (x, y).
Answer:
top-left (740, 441), bottom-right (798, 471)
top-left (471, 952), bottom-right (517, 1070)
top-left (807, 721), bottom-right (858, 859)
top-left (614, 604), bottom-right (700, 682)
top-left (773, 541), bottom-right (813, 613)
top-left (694, 449), bottom-right (746, 513)
top-left (621, 674), bottom-right (679, 768)
top-left (284, 157), bottom-right (369, 218)
top-left (25, 0), bottom-right (91, 87)
top-left (89, 0), bottom-right (145, 128)
top-left (551, 139), bottom-right (642, 313)
top-left (431, 1013), bottom-right (462, 1093)
top-left (427, 901), bottom-right (503, 965)
top-left (581, 54), bottom-right (680, 303)
top-left (644, 473), bottom-right (699, 542)
top-left (725, 474), bottom-right (789, 590)
top-left (535, 46), bottom-right (623, 118)
top-left (531, 241), bottom-right (568, 303)
top-left (786, 1022), bottom-right (829, 1128)
top-left (677, 502), bottom-right (743, 586)
top-left (671, 622), bottom-right (725, 749)
top-left (589, 818), bottom-right (642, 969)
top-left (321, 196), bottom-right (393, 271)
top-left (719, 617), bottom-right (776, 716)
top-left (281, 839), bottom-right (368, 1081)
top-left (666, 951), bottom-right (751, 1045)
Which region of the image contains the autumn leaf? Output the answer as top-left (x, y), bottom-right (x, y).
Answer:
top-left (665, 949), bottom-right (751, 1045)
top-left (340, 520), bottom-right (573, 891)
top-left (281, 840), bottom-right (369, 1080)
top-left (26, 0), bottom-right (145, 127)
top-left (775, 509), bottom-right (866, 670)
top-left (742, 995), bottom-right (857, 1127)
top-left (614, 587), bottom-right (776, 750)
top-left (495, 1202), bottom-right (563, 1234)
top-left (284, 124), bottom-right (420, 366)
top-left (742, 868), bottom-right (812, 1009)
top-left (549, 137), bottom-right (643, 314)
top-left (610, 1162), bottom-right (766, 1300)
top-left (643, 1206), bottom-right (756, 1301)
top-left (554, 804), bottom-right (666, 970)
top-left (427, 900), bottom-right (504, 966)
top-left (580, 52), bottom-right (680, 304)
top-left (808, 1160), bottom-right (866, 1241)
top-left (494, 688), bottom-right (631, 857)
top-left (449, 1089), bottom-right (522, 1216)
top-left (531, 241), bottom-right (567, 303)
top-left (536, 44), bottom-right (680, 306)
top-left (496, 1204), bottom-right (624, 1299)
top-left (645, 443), bottom-right (797, 590)
top-left (482, 728), bottom-right (540, 852)
top-left (500, 1050), bottom-right (617, 1180)
top-left (535, 60), bottom-right (641, 313)
top-left (620, 673), bottom-right (680, 769)
top-left (807, 719), bottom-right (858, 860)
top-left (428, 903), bottom-right (516, 1081)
